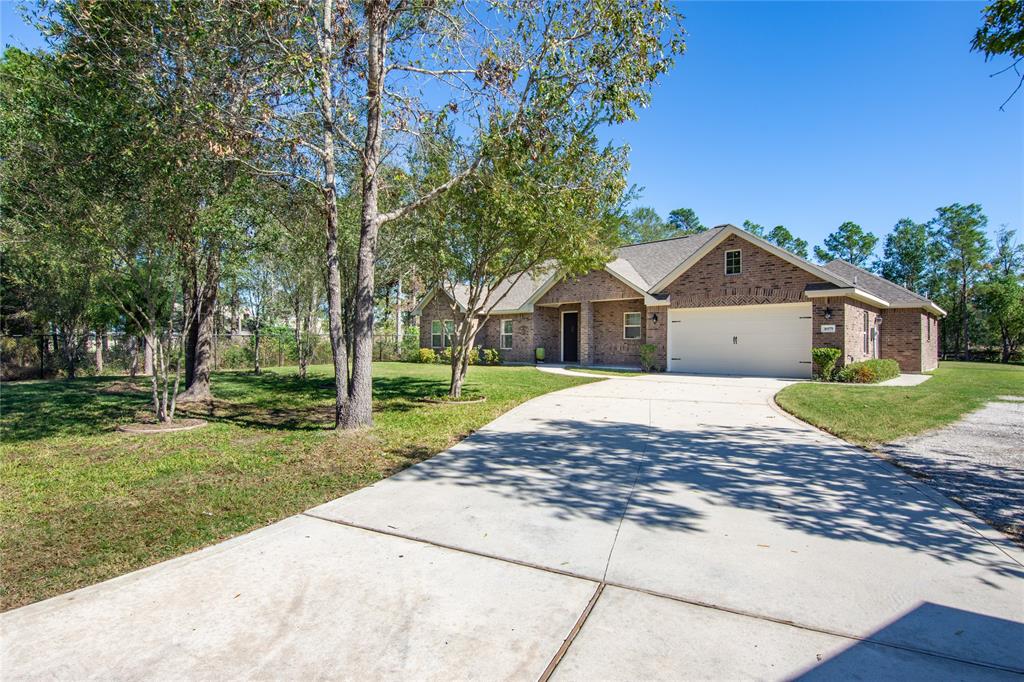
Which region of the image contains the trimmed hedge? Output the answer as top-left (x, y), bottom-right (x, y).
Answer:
top-left (413, 348), bottom-right (437, 364)
top-left (811, 347), bottom-right (842, 381)
top-left (835, 359), bottom-right (900, 384)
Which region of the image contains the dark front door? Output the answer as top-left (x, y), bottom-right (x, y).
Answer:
top-left (563, 312), bottom-right (579, 363)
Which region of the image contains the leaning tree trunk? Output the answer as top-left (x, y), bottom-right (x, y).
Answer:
top-left (344, 0), bottom-right (387, 429)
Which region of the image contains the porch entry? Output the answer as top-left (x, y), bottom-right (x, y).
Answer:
top-left (562, 311), bottom-right (579, 363)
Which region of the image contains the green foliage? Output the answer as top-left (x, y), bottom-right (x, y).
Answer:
top-left (414, 348), bottom-right (438, 364)
top-left (742, 221), bottom-right (809, 258)
top-left (638, 343), bottom-right (658, 372)
top-left (480, 348), bottom-right (502, 365)
top-left (972, 0), bottom-right (1024, 107)
top-left (814, 222), bottom-right (879, 266)
top-left (877, 219), bottom-right (929, 292)
top-left (811, 347), bottom-right (843, 381)
top-left (620, 206), bottom-right (673, 243)
top-left (666, 208), bottom-right (705, 236)
top-left (835, 359), bottom-right (900, 384)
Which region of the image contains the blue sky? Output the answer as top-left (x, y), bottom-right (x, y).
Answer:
top-left (3, 1), bottom-right (1021, 254)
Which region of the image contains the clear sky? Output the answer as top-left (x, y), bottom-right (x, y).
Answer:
top-left (3, 1), bottom-right (1021, 255)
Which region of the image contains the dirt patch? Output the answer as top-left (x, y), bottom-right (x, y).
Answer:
top-left (419, 396), bottom-right (488, 405)
top-left (884, 401), bottom-right (1024, 545)
top-left (117, 419), bottom-right (208, 434)
top-left (99, 381), bottom-right (144, 395)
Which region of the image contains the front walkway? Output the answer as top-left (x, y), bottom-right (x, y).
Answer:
top-left (3, 375), bottom-right (1022, 679)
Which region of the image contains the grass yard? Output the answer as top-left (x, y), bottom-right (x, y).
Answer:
top-left (775, 361), bottom-right (1024, 446)
top-left (0, 362), bottom-right (598, 611)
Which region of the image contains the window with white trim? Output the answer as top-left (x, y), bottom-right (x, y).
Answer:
top-left (443, 320), bottom-right (454, 347)
top-left (623, 312), bottom-right (642, 340)
top-left (725, 249), bottom-right (742, 275)
top-left (431, 320), bottom-right (443, 348)
top-left (500, 319), bottom-right (514, 350)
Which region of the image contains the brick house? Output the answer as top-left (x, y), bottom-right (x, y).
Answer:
top-left (414, 225), bottom-right (944, 377)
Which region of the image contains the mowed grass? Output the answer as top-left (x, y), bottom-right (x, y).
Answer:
top-left (0, 362), bottom-right (598, 610)
top-left (775, 361), bottom-right (1024, 446)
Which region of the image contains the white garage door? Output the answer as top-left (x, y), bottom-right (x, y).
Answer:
top-left (667, 303), bottom-right (812, 378)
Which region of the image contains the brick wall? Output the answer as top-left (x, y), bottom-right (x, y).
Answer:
top-left (592, 299), bottom-right (646, 366)
top-left (418, 291), bottom-right (464, 349)
top-left (811, 297), bottom-right (845, 355)
top-left (537, 269), bottom-right (641, 305)
top-left (533, 304), bottom-right (578, 362)
top-left (661, 235), bottom-right (827, 308)
top-left (646, 305), bottom-right (669, 370)
top-left (480, 313), bottom-right (534, 363)
top-left (880, 308), bottom-right (937, 372)
top-left (843, 300), bottom-right (882, 365)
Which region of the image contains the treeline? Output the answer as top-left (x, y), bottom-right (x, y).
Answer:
top-left (620, 205), bottom-right (1023, 362)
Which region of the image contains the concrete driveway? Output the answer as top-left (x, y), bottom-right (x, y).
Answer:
top-left (3, 374), bottom-right (1023, 680)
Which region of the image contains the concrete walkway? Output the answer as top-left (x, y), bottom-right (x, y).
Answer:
top-left (3, 375), bottom-right (1023, 680)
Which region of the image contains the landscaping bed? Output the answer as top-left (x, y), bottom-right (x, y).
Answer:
top-left (0, 363), bottom-right (598, 610)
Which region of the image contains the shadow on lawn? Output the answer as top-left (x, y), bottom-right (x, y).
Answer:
top-left (394, 416), bottom-right (1024, 581)
top-left (1, 371), bottom-right (466, 440)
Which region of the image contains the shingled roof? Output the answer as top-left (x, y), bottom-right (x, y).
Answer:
top-left (822, 259), bottom-right (937, 308)
top-left (416, 225), bottom-right (944, 315)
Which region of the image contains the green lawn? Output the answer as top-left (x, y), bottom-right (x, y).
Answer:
top-left (775, 361), bottom-right (1024, 446)
top-left (0, 363), bottom-right (598, 611)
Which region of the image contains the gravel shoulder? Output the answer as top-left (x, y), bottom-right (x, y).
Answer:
top-left (883, 400), bottom-right (1024, 545)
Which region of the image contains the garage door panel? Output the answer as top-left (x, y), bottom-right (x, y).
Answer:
top-left (667, 303), bottom-right (811, 378)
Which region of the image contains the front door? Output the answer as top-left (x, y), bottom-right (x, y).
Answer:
top-left (562, 312), bottom-right (579, 363)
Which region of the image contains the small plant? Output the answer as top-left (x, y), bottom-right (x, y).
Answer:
top-left (481, 348), bottom-right (502, 365)
top-left (466, 347), bottom-right (480, 365)
top-left (415, 348), bottom-right (437, 364)
top-left (438, 346), bottom-right (452, 364)
top-left (638, 343), bottom-right (658, 372)
top-left (836, 359), bottom-right (900, 384)
top-left (811, 347), bottom-right (842, 381)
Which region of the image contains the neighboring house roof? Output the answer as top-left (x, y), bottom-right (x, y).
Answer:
top-left (822, 260), bottom-right (947, 315)
top-left (414, 224), bottom-right (945, 316)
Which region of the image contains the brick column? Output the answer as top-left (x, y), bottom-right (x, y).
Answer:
top-left (580, 301), bottom-right (594, 365)
top-left (647, 305), bottom-right (669, 371)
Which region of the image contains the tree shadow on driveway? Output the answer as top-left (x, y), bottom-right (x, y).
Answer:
top-left (395, 416), bottom-right (1024, 581)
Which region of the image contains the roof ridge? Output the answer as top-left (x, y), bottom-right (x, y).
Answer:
top-left (616, 225), bottom-right (725, 250)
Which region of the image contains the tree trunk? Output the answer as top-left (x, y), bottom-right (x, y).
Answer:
top-left (396, 276), bottom-right (403, 356)
top-left (344, 0), bottom-right (388, 429)
top-left (253, 331), bottom-right (261, 375)
top-left (143, 334), bottom-right (155, 376)
top-left (178, 254), bottom-right (219, 402)
top-left (94, 330), bottom-right (104, 374)
top-left (318, 0), bottom-right (349, 428)
top-left (959, 276), bottom-right (969, 361)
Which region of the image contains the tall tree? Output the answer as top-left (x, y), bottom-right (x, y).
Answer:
top-left (666, 207), bottom-right (705, 236)
top-left (814, 221), bottom-right (879, 266)
top-left (972, 0), bottom-right (1024, 108)
top-left (932, 203), bottom-right (990, 359)
top-left (877, 218), bottom-right (929, 292)
top-left (976, 228), bottom-right (1024, 362)
top-left (619, 206), bottom-right (672, 243)
top-left (766, 225), bottom-right (809, 258)
top-left (413, 129), bottom-right (627, 398)
top-left (742, 221), bottom-right (808, 257)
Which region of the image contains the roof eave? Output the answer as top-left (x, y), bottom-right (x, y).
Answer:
top-left (804, 287), bottom-right (890, 308)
